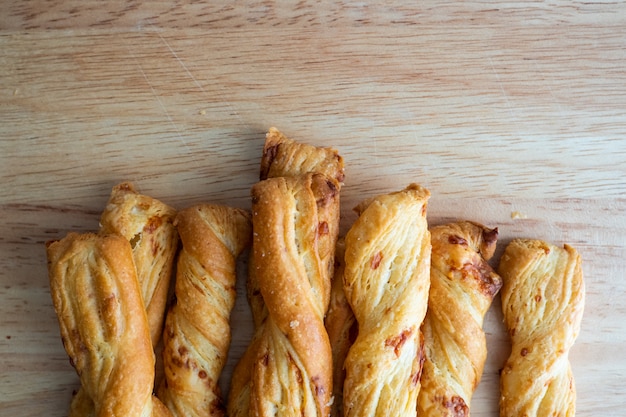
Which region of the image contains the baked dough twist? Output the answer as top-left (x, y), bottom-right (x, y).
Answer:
top-left (248, 173), bottom-right (340, 417)
top-left (99, 182), bottom-right (178, 346)
top-left (498, 239), bottom-right (585, 417)
top-left (46, 233), bottom-right (171, 417)
top-left (158, 205), bottom-right (251, 417)
top-left (68, 182), bottom-right (179, 417)
top-left (417, 221), bottom-right (503, 416)
top-left (228, 128), bottom-right (343, 417)
top-left (342, 184), bottom-right (431, 417)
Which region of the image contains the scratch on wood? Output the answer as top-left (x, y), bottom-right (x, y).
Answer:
top-left (121, 34), bottom-right (200, 168)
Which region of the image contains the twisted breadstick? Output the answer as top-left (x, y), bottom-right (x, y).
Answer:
top-left (498, 239), bottom-right (585, 416)
top-left (67, 182), bottom-right (179, 417)
top-left (342, 184), bottom-right (431, 417)
top-left (99, 182), bottom-right (178, 346)
top-left (248, 173), bottom-right (340, 417)
top-left (229, 128), bottom-right (343, 417)
top-left (158, 204), bottom-right (251, 417)
top-left (46, 233), bottom-right (171, 417)
top-left (417, 221), bottom-right (502, 416)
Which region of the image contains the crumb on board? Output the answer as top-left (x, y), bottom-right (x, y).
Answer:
top-left (511, 211), bottom-right (528, 219)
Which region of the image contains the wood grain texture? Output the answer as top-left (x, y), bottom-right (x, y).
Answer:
top-left (1, 1), bottom-right (625, 416)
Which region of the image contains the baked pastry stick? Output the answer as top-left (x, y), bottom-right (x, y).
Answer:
top-left (46, 233), bottom-right (172, 417)
top-left (228, 128), bottom-right (344, 417)
top-left (417, 221), bottom-right (503, 416)
top-left (158, 205), bottom-right (251, 417)
top-left (498, 239), bottom-right (585, 417)
top-left (248, 173), bottom-right (340, 417)
top-left (255, 128), bottom-right (344, 324)
top-left (99, 182), bottom-right (178, 346)
top-left (324, 238), bottom-right (357, 417)
top-left (343, 184), bottom-right (431, 417)
top-left (250, 127), bottom-right (344, 316)
top-left (67, 182), bottom-right (179, 417)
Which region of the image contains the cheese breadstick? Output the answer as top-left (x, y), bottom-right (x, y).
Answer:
top-left (229, 128), bottom-right (343, 417)
top-left (498, 239), bottom-right (585, 417)
top-left (158, 205), bottom-right (251, 417)
top-left (99, 182), bottom-right (178, 347)
top-left (47, 233), bottom-right (171, 417)
top-left (342, 184), bottom-right (431, 417)
top-left (418, 221), bottom-right (502, 416)
top-left (248, 173), bottom-right (340, 417)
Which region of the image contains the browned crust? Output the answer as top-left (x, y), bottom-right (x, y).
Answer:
top-left (418, 221), bottom-right (503, 417)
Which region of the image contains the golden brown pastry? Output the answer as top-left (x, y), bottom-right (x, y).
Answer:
top-left (324, 238), bottom-right (357, 417)
top-left (228, 128), bottom-right (344, 417)
top-left (247, 173), bottom-right (340, 417)
top-left (342, 184), bottom-right (431, 417)
top-left (260, 127), bottom-right (345, 184)
top-left (498, 239), bottom-right (585, 417)
top-left (99, 182), bottom-right (179, 346)
top-left (417, 221), bottom-right (503, 416)
top-left (46, 233), bottom-right (172, 417)
top-left (158, 204), bottom-right (251, 417)
top-left (67, 182), bottom-right (179, 417)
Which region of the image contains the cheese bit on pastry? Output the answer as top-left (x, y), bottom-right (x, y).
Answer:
top-left (417, 221), bottom-right (503, 417)
top-left (498, 239), bottom-right (585, 417)
top-left (248, 173), bottom-right (340, 417)
top-left (99, 181), bottom-right (179, 347)
top-left (324, 238), bottom-right (357, 417)
top-left (342, 184), bottom-right (431, 417)
top-left (46, 233), bottom-right (172, 417)
top-left (158, 204), bottom-right (251, 417)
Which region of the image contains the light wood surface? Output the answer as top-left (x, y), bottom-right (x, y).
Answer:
top-left (1, 1), bottom-right (625, 415)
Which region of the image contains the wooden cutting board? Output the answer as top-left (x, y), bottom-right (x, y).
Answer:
top-left (1, 2), bottom-right (625, 415)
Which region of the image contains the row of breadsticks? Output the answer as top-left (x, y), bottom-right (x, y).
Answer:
top-left (46, 127), bottom-right (585, 417)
